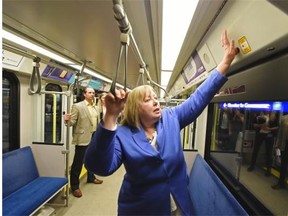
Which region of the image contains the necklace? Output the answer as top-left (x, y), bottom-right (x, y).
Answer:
top-left (147, 135), bottom-right (154, 143)
top-left (146, 130), bottom-right (156, 143)
top-left (145, 126), bottom-right (156, 143)
top-left (148, 131), bottom-right (158, 150)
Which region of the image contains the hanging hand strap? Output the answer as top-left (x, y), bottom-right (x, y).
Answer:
top-left (110, 33), bottom-right (129, 96)
top-left (29, 57), bottom-right (42, 94)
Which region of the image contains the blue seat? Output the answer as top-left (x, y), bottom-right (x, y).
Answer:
top-left (189, 154), bottom-right (248, 215)
top-left (3, 146), bottom-right (68, 216)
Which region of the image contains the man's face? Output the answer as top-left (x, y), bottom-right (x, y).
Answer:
top-left (84, 88), bottom-right (95, 102)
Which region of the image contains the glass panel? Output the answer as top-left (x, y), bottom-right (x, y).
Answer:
top-left (44, 84), bottom-right (62, 143)
top-left (209, 101), bottom-right (288, 215)
top-left (182, 122), bottom-right (196, 150)
top-left (160, 100), bottom-right (197, 150)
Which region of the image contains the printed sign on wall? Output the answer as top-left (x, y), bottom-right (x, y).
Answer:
top-left (181, 51), bottom-right (206, 84)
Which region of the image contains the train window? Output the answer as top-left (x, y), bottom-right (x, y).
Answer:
top-left (44, 83), bottom-right (63, 143)
top-left (2, 71), bottom-right (20, 153)
top-left (182, 122), bottom-right (197, 150)
top-left (160, 101), bottom-right (197, 150)
top-left (206, 101), bottom-right (288, 215)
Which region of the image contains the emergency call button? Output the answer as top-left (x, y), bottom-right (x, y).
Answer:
top-left (238, 36), bottom-right (251, 54)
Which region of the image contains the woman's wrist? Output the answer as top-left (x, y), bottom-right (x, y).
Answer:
top-left (216, 60), bottom-right (232, 76)
top-left (103, 114), bottom-right (118, 131)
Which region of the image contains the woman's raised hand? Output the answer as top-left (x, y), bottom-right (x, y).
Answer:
top-left (217, 30), bottom-right (239, 75)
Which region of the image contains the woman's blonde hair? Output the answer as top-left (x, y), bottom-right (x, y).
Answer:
top-left (121, 85), bottom-right (155, 129)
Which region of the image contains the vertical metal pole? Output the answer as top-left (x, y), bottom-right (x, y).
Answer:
top-left (52, 94), bottom-right (57, 143)
top-left (64, 89), bottom-right (72, 206)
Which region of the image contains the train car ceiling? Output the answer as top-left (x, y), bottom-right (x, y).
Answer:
top-left (2, 0), bottom-right (229, 96)
top-left (2, 0), bottom-right (163, 91)
top-left (3, 0), bottom-right (288, 97)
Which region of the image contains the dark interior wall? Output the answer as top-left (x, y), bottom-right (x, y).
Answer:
top-left (212, 52), bottom-right (288, 103)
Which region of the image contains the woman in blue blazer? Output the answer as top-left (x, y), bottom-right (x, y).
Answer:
top-left (85, 31), bottom-right (238, 215)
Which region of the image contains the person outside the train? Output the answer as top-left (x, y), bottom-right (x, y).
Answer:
top-left (229, 109), bottom-right (244, 150)
top-left (271, 114), bottom-right (288, 189)
top-left (217, 107), bottom-right (231, 150)
top-left (64, 87), bottom-right (103, 198)
top-left (248, 111), bottom-right (279, 176)
top-left (84, 31), bottom-right (238, 215)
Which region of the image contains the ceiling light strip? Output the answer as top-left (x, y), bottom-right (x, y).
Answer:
top-left (3, 43), bottom-right (78, 74)
top-left (2, 29), bottom-right (114, 84)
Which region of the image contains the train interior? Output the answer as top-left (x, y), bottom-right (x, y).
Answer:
top-left (2, 0), bottom-right (288, 215)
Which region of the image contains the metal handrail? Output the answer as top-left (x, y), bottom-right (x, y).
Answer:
top-left (112, 0), bottom-right (170, 99)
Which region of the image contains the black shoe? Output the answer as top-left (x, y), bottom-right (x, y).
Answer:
top-left (271, 183), bottom-right (285, 190)
top-left (247, 166), bottom-right (254, 172)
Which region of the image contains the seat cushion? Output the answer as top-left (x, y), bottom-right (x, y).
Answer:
top-left (3, 177), bottom-right (68, 216)
top-left (189, 154), bottom-right (248, 215)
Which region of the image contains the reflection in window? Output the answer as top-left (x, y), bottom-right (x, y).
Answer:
top-left (208, 101), bottom-right (288, 215)
top-left (44, 83), bottom-right (62, 143)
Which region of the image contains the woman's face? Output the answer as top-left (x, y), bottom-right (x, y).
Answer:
top-left (138, 90), bottom-right (161, 124)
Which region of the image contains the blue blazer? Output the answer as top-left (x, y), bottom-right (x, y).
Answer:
top-left (85, 70), bottom-right (227, 215)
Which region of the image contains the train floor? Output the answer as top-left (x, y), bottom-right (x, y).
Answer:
top-left (53, 165), bottom-right (125, 216)
top-left (48, 164), bottom-right (287, 216)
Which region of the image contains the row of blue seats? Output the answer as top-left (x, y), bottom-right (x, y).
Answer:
top-left (2, 146), bottom-right (247, 215)
top-left (3, 146), bottom-right (68, 216)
